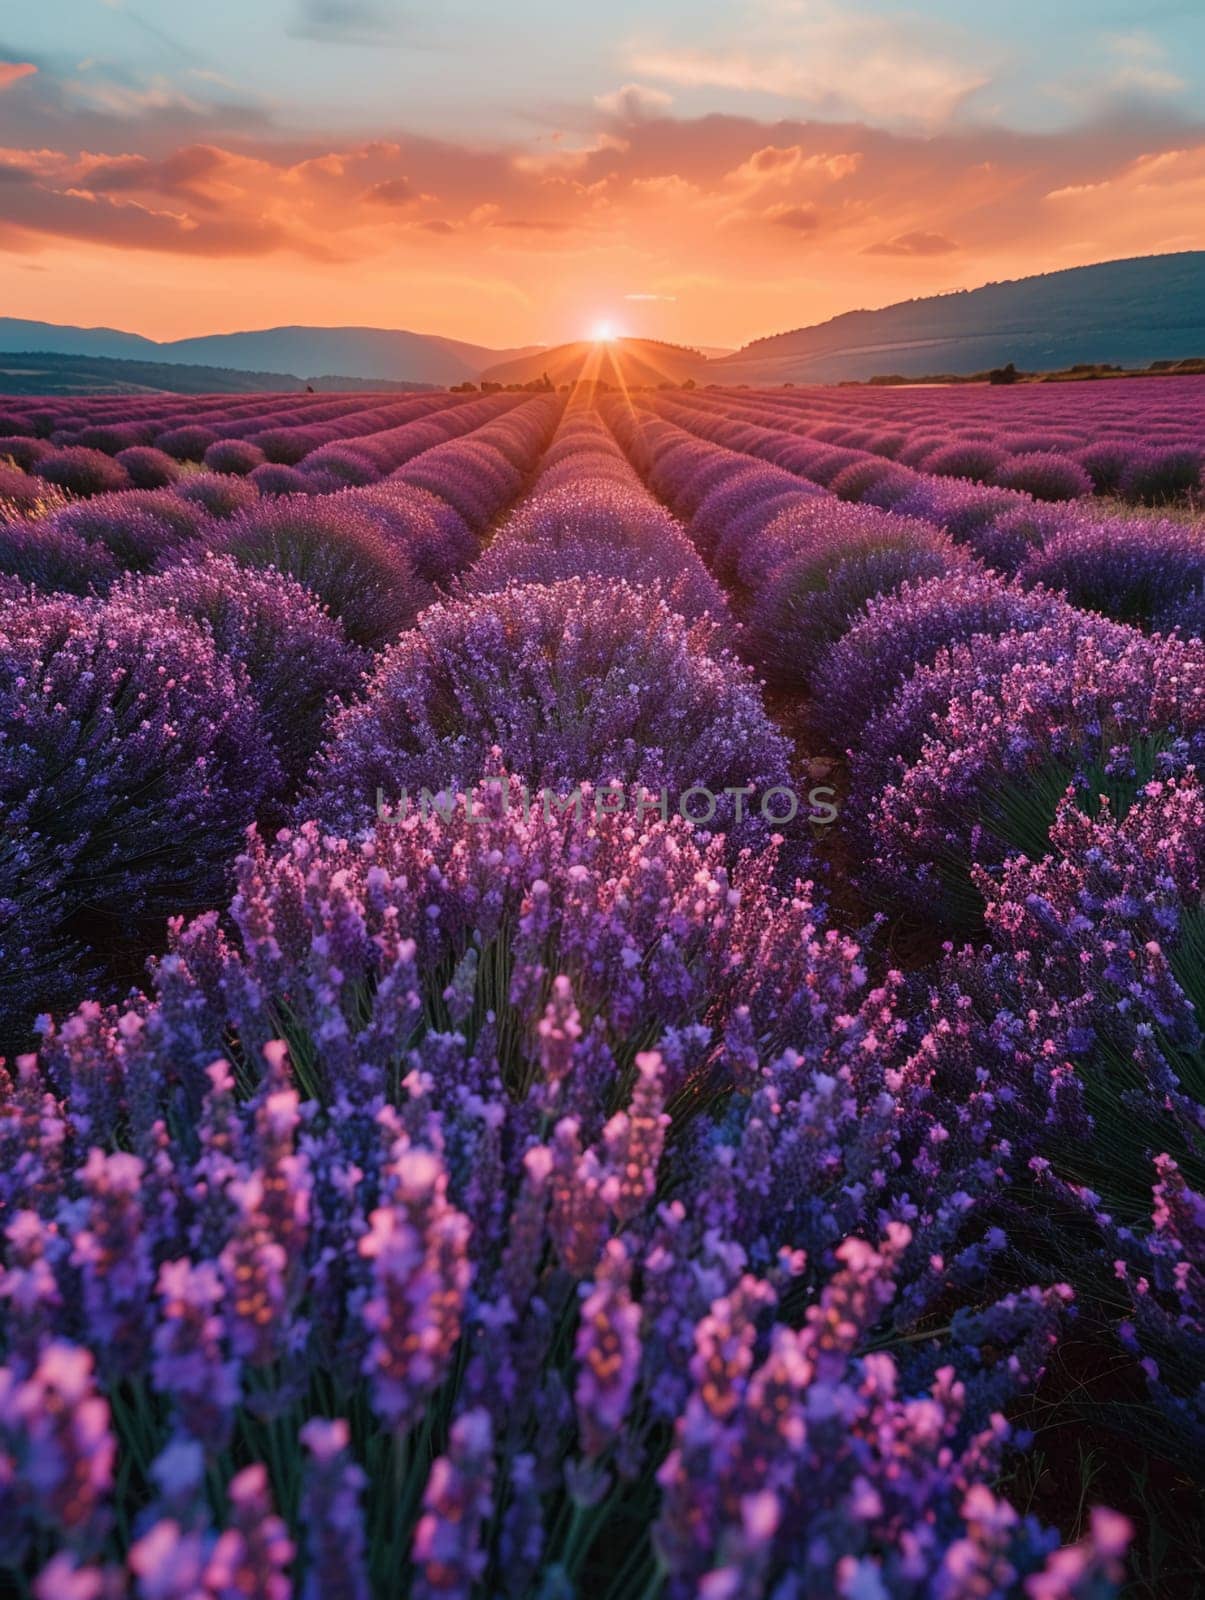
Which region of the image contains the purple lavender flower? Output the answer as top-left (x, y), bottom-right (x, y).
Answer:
top-left (204, 1464), bottom-right (294, 1598)
top-left (412, 1408), bottom-right (495, 1600)
top-left (574, 1239), bottom-right (641, 1459)
top-left (0, 1342), bottom-right (116, 1560)
top-left (298, 1417), bottom-right (370, 1600)
top-left (152, 1259), bottom-right (241, 1451)
top-left (359, 1142), bottom-right (471, 1432)
top-left (71, 1149), bottom-right (155, 1379)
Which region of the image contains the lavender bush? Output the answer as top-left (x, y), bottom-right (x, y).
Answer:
top-left (155, 424), bottom-right (220, 463)
top-left (812, 573), bottom-right (1068, 748)
top-left (0, 436), bottom-right (52, 472)
top-left (1118, 445), bottom-right (1202, 505)
top-left (203, 438), bottom-right (268, 476)
top-left (47, 490), bottom-right (207, 573)
top-left (994, 453), bottom-right (1093, 502)
top-left (113, 446), bottom-right (182, 489)
top-left (175, 471), bottom-right (261, 519)
top-left (0, 515), bottom-right (120, 595)
top-left (1019, 514), bottom-right (1205, 626)
top-left (115, 554), bottom-right (368, 789)
top-left (747, 511), bottom-right (966, 689)
top-left (305, 578), bottom-right (791, 841)
top-left (33, 447), bottom-right (131, 498)
top-left (219, 498), bottom-right (433, 650)
top-left (0, 594), bottom-right (275, 1049)
top-left (868, 627), bottom-right (1205, 925)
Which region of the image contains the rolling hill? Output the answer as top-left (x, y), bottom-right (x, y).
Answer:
top-left (0, 320), bottom-right (540, 388)
top-left (478, 337), bottom-right (710, 388)
top-left (712, 252), bottom-right (1205, 385)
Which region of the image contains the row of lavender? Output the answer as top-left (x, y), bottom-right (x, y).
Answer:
top-left (703, 376), bottom-right (1205, 507)
top-left (639, 389), bottom-right (1205, 636)
top-left (0, 396), bottom-right (1145, 1596)
top-left (0, 391), bottom-right (554, 505)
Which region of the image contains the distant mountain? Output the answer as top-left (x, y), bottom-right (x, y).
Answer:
top-left (712, 253), bottom-right (1205, 384)
top-left (479, 337), bottom-right (709, 388)
top-left (0, 318), bottom-right (160, 363)
top-left (0, 320), bottom-right (540, 387)
top-left (161, 327), bottom-right (540, 385)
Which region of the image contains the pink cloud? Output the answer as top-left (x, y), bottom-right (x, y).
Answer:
top-left (864, 230), bottom-right (961, 256)
top-left (0, 63), bottom-right (36, 93)
top-left (766, 202), bottom-right (821, 232)
top-left (362, 175), bottom-right (418, 205)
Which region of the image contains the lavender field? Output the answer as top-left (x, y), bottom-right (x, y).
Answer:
top-left (1, 376), bottom-right (1203, 1597)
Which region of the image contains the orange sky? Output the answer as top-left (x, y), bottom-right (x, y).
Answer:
top-left (2, 18), bottom-right (1204, 350)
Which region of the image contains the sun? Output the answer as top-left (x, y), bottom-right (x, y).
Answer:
top-left (589, 318), bottom-right (620, 342)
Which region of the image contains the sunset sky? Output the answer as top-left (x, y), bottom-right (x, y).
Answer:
top-left (2, 1), bottom-right (1204, 351)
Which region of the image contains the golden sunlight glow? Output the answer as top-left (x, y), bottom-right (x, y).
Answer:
top-left (590, 318), bottom-right (619, 342)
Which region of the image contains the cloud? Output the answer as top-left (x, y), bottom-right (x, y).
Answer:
top-left (631, 2), bottom-right (991, 128)
top-left (725, 144), bottom-right (862, 188)
top-left (287, 1), bottom-right (407, 45)
top-left (76, 145), bottom-right (233, 202)
top-left (362, 175), bottom-right (418, 205)
top-left (0, 62), bottom-right (36, 92)
top-left (0, 177), bottom-right (335, 259)
top-left (863, 230), bottom-right (960, 256)
top-left (489, 217), bottom-right (575, 232)
top-left (1101, 31), bottom-right (1186, 97)
top-left (594, 84), bottom-right (673, 122)
top-left (765, 202), bottom-right (820, 231)
top-left (1040, 143), bottom-right (1205, 253)
top-left (625, 292), bottom-right (677, 302)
